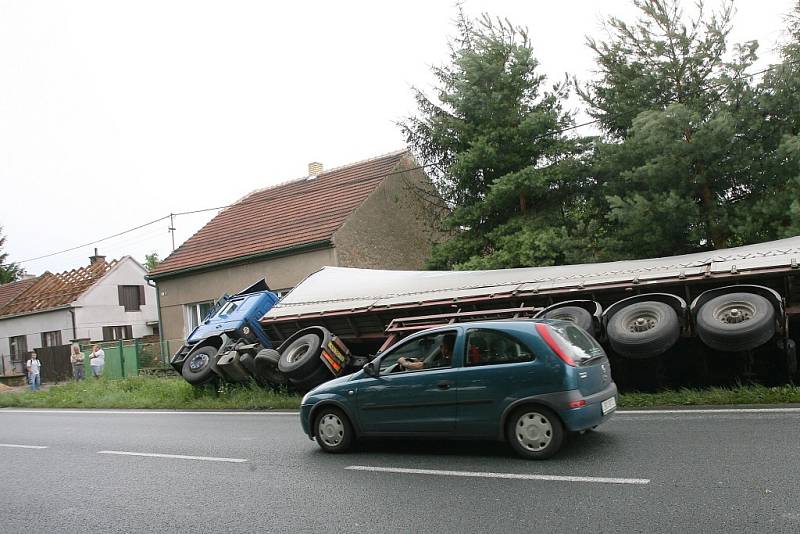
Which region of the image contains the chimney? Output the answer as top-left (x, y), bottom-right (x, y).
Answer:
top-left (89, 247), bottom-right (106, 265)
top-left (308, 162), bottom-right (323, 176)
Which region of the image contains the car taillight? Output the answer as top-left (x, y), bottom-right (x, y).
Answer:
top-left (567, 399), bottom-right (586, 409)
top-left (535, 323), bottom-right (576, 366)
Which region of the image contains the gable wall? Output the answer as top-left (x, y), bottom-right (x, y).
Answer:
top-left (74, 258), bottom-right (158, 341)
top-left (333, 157), bottom-right (445, 270)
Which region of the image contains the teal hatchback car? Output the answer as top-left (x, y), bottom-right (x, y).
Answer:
top-left (300, 320), bottom-right (617, 459)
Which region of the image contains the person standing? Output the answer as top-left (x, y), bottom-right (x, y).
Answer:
top-left (26, 351), bottom-right (42, 391)
top-left (89, 344), bottom-right (105, 378)
top-left (70, 344), bottom-right (85, 380)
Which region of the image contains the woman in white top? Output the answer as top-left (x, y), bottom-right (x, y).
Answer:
top-left (89, 344), bottom-right (105, 378)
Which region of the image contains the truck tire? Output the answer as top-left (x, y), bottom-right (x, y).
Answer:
top-left (253, 349), bottom-right (288, 388)
top-left (181, 345), bottom-right (219, 385)
top-left (607, 301), bottom-right (679, 358)
top-left (278, 333), bottom-right (322, 378)
top-left (542, 306), bottom-right (593, 334)
top-left (288, 364), bottom-right (332, 392)
top-left (696, 293), bottom-right (775, 352)
top-left (238, 352), bottom-right (257, 377)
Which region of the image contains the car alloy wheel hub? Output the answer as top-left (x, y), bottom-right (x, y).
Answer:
top-left (516, 412), bottom-right (552, 451)
top-left (319, 414), bottom-right (344, 447)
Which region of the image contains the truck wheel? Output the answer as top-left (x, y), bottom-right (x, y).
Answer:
top-left (607, 301), bottom-right (679, 358)
top-left (696, 293), bottom-right (775, 352)
top-left (314, 406), bottom-right (354, 453)
top-left (505, 406), bottom-right (564, 460)
top-left (238, 352), bottom-right (257, 378)
top-left (543, 306), bottom-right (593, 333)
top-left (288, 364), bottom-right (332, 392)
top-left (278, 333), bottom-right (322, 378)
top-left (181, 346), bottom-right (219, 385)
top-left (253, 349), bottom-right (288, 388)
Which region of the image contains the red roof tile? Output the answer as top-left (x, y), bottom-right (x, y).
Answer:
top-left (0, 277), bottom-right (39, 310)
top-left (149, 150), bottom-right (408, 277)
top-left (0, 260), bottom-right (118, 317)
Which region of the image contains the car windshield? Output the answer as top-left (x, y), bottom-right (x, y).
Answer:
top-left (550, 323), bottom-right (606, 363)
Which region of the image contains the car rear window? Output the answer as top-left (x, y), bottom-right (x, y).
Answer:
top-left (549, 323), bottom-right (606, 364)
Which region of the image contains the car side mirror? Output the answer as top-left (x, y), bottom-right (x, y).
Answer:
top-left (362, 361), bottom-right (378, 377)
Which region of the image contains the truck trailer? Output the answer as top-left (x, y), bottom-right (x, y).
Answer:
top-left (170, 235), bottom-right (800, 391)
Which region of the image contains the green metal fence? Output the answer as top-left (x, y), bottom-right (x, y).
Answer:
top-left (78, 340), bottom-right (172, 379)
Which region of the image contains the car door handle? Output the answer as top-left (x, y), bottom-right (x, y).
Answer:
top-left (437, 381), bottom-right (451, 390)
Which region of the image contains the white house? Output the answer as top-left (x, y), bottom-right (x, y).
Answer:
top-left (0, 253), bottom-right (158, 373)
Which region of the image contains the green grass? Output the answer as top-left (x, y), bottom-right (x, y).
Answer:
top-left (0, 377), bottom-right (302, 410)
top-left (619, 384), bottom-right (800, 408)
top-left (2, 377), bottom-right (800, 410)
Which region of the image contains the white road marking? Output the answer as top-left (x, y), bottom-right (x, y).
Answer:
top-left (97, 450), bottom-right (247, 463)
top-left (0, 443), bottom-right (48, 449)
top-left (0, 409), bottom-right (297, 416)
top-left (346, 465), bottom-right (649, 485)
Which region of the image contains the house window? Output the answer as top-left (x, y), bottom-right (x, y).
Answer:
top-left (186, 301), bottom-right (214, 332)
top-left (118, 285), bottom-right (145, 312)
top-left (9, 335), bottom-right (27, 359)
top-left (41, 330), bottom-right (62, 347)
top-left (102, 325), bottom-right (133, 341)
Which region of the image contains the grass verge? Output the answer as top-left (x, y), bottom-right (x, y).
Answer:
top-left (0, 377), bottom-right (301, 410)
top-left (1, 378), bottom-right (800, 410)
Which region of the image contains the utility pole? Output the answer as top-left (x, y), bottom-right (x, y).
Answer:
top-left (168, 213), bottom-right (176, 251)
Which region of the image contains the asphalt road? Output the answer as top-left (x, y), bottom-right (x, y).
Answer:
top-left (1, 407), bottom-right (799, 533)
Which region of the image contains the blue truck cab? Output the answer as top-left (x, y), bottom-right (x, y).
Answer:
top-left (170, 280), bottom-right (280, 385)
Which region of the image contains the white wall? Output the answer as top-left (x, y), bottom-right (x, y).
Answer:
top-left (0, 308), bottom-right (73, 373)
top-left (74, 257), bottom-right (158, 341)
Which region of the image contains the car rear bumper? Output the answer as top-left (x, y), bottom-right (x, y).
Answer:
top-left (560, 382), bottom-right (618, 432)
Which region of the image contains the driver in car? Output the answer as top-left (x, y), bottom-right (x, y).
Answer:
top-left (397, 336), bottom-right (454, 371)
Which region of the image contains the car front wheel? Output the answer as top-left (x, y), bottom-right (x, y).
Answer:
top-left (314, 407), bottom-right (354, 453)
top-left (506, 406), bottom-right (564, 460)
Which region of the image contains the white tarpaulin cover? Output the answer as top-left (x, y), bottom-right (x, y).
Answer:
top-left (263, 235), bottom-right (800, 320)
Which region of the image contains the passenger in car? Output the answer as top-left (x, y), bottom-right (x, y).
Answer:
top-left (398, 336), bottom-right (455, 371)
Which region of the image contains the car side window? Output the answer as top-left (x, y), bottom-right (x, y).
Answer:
top-left (465, 329), bottom-right (535, 367)
top-left (378, 331), bottom-right (457, 373)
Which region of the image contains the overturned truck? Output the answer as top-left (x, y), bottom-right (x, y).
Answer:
top-left (170, 236), bottom-right (800, 391)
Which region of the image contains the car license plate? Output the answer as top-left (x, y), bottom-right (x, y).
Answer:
top-left (601, 396), bottom-right (616, 415)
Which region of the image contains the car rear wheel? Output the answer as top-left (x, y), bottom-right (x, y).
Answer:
top-left (505, 406), bottom-right (564, 460)
top-left (314, 406), bottom-right (354, 453)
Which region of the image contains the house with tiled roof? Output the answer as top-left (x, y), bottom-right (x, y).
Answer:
top-left (148, 149), bottom-right (443, 352)
top-left (0, 252), bottom-right (158, 372)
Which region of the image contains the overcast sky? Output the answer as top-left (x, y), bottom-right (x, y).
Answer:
top-left (1, 0), bottom-right (794, 276)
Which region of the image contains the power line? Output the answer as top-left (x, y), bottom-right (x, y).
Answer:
top-left (19, 215), bottom-right (171, 263)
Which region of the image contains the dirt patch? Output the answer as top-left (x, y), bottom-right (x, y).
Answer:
top-left (0, 383), bottom-right (12, 392)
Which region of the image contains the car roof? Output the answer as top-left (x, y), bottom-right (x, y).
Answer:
top-left (413, 318), bottom-right (570, 336)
